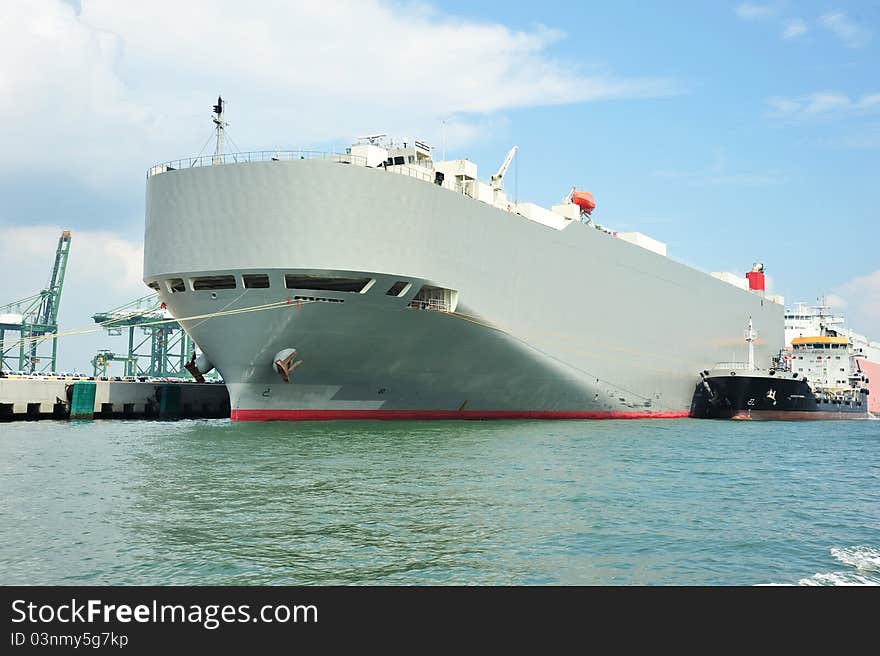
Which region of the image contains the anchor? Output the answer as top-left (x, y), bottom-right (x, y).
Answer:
top-left (184, 353), bottom-right (204, 383)
top-left (184, 352), bottom-right (215, 384)
top-left (273, 348), bottom-right (303, 383)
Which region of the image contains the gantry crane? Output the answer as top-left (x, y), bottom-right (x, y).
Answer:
top-left (0, 230), bottom-right (71, 372)
top-left (92, 294), bottom-right (215, 379)
top-left (91, 349), bottom-right (138, 378)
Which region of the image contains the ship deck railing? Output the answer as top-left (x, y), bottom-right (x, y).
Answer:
top-left (379, 162), bottom-right (434, 183)
top-left (147, 150), bottom-right (434, 183)
top-left (147, 150), bottom-right (368, 177)
top-left (407, 299), bottom-right (450, 312)
top-left (712, 362), bottom-right (755, 371)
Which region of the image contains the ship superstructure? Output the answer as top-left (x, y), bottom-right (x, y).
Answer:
top-left (142, 100), bottom-right (784, 421)
top-left (784, 300), bottom-right (879, 414)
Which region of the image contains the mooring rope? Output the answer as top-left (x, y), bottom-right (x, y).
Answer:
top-left (3, 298), bottom-right (315, 352)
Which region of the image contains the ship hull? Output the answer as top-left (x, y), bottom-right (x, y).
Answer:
top-left (690, 374), bottom-right (869, 420)
top-left (144, 159), bottom-right (784, 421)
top-left (162, 277), bottom-right (690, 420)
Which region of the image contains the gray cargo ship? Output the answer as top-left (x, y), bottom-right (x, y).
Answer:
top-left (143, 101), bottom-right (783, 421)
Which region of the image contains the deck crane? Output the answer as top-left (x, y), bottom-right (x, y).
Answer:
top-left (0, 230), bottom-right (71, 373)
top-left (490, 145), bottom-right (519, 202)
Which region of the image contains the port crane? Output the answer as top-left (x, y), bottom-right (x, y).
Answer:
top-left (92, 294), bottom-right (216, 379)
top-left (91, 349), bottom-right (138, 378)
top-left (0, 231), bottom-right (71, 372)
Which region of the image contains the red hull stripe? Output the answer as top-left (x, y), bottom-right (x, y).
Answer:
top-left (231, 409), bottom-right (689, 422)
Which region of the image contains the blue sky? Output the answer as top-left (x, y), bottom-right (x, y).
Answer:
top-left (1, 1), bottom-right (878, 371)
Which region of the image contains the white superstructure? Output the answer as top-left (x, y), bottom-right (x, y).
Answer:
top-left (784, 300), bottom-right (880, 361)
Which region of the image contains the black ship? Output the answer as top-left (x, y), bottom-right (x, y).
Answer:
top-left (690, 370), bottom-right (868, 420)
top-left (690, 319), bottom-right (870, 420)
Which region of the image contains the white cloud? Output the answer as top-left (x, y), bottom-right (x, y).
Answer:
top-left (832, 271), bottom-right (880, 337)
top-left (802, 92), bottom-right (852, 114)
top-left (819, 11), bottom-right (872, 48)
top-left (766, 97), bottom-right (802, 115)
top-left (0, 0), bottom-right (678, 189)
top-left (735, 3), bottom-right (777, 20)
top-left (782, 18), bottom-right (808, 40)
top-left (0, 224), bottom-right (148, 372)
top-left (859, 94), bottom-right (880, 110)
top-left (767, 92), bottom-right (880, 118)
top-left (826, 293), bottom-right (848, 310)
top-left (1, 225), bottom-right (144, 297)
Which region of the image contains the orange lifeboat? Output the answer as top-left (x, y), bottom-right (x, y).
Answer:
top-left (571, 191), bottom-right (596, 215)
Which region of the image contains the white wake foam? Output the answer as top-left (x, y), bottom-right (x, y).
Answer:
top-left (830, 545), bottom-right (880, 572)
top-left (763, 546), bottom-right (880, 586)
top-left (798, 572), bottom-right (880, 586)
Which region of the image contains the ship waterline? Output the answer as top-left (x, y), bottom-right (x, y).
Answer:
top-left (145, 157), bottom-right (783, 420)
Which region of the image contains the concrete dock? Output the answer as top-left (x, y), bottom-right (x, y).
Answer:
top-left (0, 376), bottom-right (229, 421)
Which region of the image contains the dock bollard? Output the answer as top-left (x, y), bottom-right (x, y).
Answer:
top-left (69, 381), bottom-right (97, 420)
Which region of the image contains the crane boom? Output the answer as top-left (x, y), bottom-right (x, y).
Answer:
top-left (39, 230), bottom-right (71, 326)
top-left (491, 145), bottom-right (519, 192)
top-left (1, 230), bottom-right (71, 372)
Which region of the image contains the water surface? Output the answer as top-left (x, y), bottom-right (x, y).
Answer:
top-left (1, 418), bottom-right (877, 585)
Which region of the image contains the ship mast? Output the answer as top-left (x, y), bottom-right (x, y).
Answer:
top-left (212, 96), bottom-right (227, 164)
top-left (816, 295), bottom-right (830, 336)
top-left (745, 317), bottom-right (757, 370)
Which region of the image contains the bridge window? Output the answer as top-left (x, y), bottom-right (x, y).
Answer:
top-left (385, 281), bottom-right (411, 297)
top-left (192, 275), bottom-right (237, 290)
top-left (243, 274), bottom-right (270, 289)
top-left (284, 275), bottom-right (373, 293)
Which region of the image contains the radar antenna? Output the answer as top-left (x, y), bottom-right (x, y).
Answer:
top-left (212, 95), bottom-right (228, 163)
top-left (356, 133), bottom-right (388, 146)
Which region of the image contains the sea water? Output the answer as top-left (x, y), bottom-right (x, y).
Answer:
top-left (1, 418), bottom-right (877, 585)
